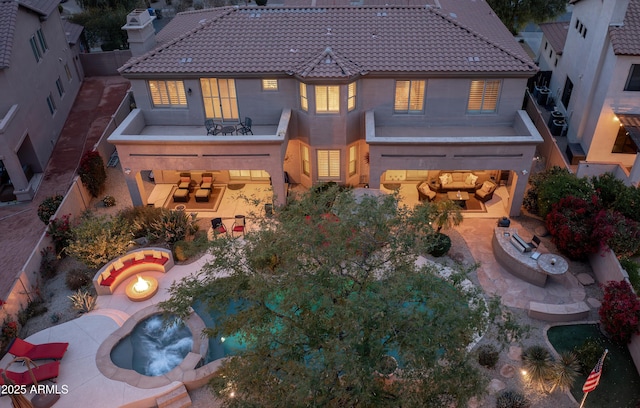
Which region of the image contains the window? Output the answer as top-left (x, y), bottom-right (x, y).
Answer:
top-left (200, 78), bottom-right (238, 120)
top-left (29, 36), bottom-right (41, 62)
top-left (300, 82), bottom-right (308, 111)
top-left (612, 125), bottom-right (638, 153)
top-left (544, 42), bottom-right (548, 50)
top-left (317, 150), bottom-right (340, 179)
top-left (36, 29), bottom-right (48, 53)
top-left (46, 93), bottom-right (56, 115)
top-left (394, 80), bottom-right (425, 113)
top-left (229, 170), bottom-right (270, 180)
top-left (467, 80), bottom-right (500, 113)
top-left (348, 145), bottom-right (357, 176)
top-left (64, 63), bottom-right (72, 81)
top-left (315, 85), bottom-right (340, 113)
top-left (149, 80), bottom-right (187, 108)
top-left (301, 145), bottom-right (310, 176)
top-left (561, 77), bottom-right (573, 108)
top-left (348, 82), bottom-right (356, 111)
top-left (262, 79), bottom-right (278, 91)
top-left (55, 77), bottom-right (64, 97)
top-left (625, 65), bottom-right (640, 91)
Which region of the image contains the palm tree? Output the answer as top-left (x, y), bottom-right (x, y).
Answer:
top-left (549, 351), bottom-right (580, 393)
top-left (522, 345), bottom-right (555, 392)
top-left (431, 200), bottom-right (463, 232)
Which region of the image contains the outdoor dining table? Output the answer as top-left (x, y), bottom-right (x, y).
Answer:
top-left (221, 125), bottom-right (237, 135)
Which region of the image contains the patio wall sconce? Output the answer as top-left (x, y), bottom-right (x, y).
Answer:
top-left (187, 88), bottom-right (192, 96)
top-left (521, 169), bottom-right (528, 175)
top-left (124, 168), bottom-right (131, 175)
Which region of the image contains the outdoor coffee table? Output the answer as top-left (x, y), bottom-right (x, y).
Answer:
top-left (537, 253), bottom-right (568, 276)
top-left (447, 191), bottom-right (469, 207)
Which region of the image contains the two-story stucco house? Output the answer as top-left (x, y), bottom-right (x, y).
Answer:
top-left (110, 0), bottom-right (542, 216)
top-left (0, 0), bottom-right (84, 202)
top-left (537, 0), bottom-right (640, 179)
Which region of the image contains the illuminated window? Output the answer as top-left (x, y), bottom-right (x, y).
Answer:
top-left (149, 80), bottom-right (187, 108)
top-left (317, 150), bottom-right (340, 179)
top-left (229, 170), bottom-right (270, 180)
top-left (200, 78), bottom-right (238, 120)
top-left (394, 80), bottom-right (425, 113)
top-left (262, 79), bottom-right (278, 91)
top-left (348, 82), bottom-right (356, 111)
top-left (301, 145), bottom-right (310, 176)
top-left (64, 64), bottom-right (72, 81)
top-left (315, 85), bottom-right (340, 113)
top-left (348, 145), bottom-right (357, 176)
top-left (467, 80), bottom-right (500, 113)
top-left (300, 82), bottom-right (308, 111)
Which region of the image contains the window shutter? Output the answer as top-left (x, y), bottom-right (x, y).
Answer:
top-left (409, 81), bottom-right (425, 111)
top-left (394, 81), bottom-right (410, 111)
top-left (483, 81), bottom-right (500, 112)
top-left (329, 150), bottom-right (340, 177)
top-left (467, 81), bottom-right (484, 112)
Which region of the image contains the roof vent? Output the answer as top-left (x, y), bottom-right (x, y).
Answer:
top-left (326, 27), bottom-right (332, 35)
top-left (376, 11), bottom-right (387, 16)
top-left (449, 12), bottom-right (457, 19)
top-left (467, 56), bottom-right (480, 62)
top-left (199, 19), bottom-right (207, 24)
top-left (179, 57), bottom-right (193, 63)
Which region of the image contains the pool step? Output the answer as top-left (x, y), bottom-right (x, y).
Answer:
top-left (156, 384), bottom-right (192, 408)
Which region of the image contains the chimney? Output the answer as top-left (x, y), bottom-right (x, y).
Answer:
top-left (122, 9), bottom-right (157, 57)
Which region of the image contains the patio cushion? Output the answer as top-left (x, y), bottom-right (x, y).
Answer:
top-left (465, 174), bottom-right (478, 186)
top-left (481, 181), bottom-right (495, 192)
top-left (439, 173), bottom-right (452, 185)
top-left (418, 183), bottom-right (436, 199)
top-left (101, 275), bottom-right (115, 286)
top-left (113, 260), bottom-right (124, 271)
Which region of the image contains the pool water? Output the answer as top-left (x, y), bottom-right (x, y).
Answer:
top-left (110, 314), bottom-right (193, 376)
top-left (193, 300), bottom-right (248, 363)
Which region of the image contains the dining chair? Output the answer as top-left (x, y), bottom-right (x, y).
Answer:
top-left (205, 119), bottom-right (222, 135)
top-left (211, 217), bottom-right (227, 236)
top-left (237, 117), bottom-right (253, 135)
top-left (232, 215), bottom-right (246, 237)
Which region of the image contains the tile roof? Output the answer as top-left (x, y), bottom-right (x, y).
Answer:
top-left (18, 0), bottom-right (58, 17)
top-left (120, 2), bottom-right (537, 77)
top-left (539, 21), bottom-right (569, 55)
top-left (610, 0), bottom-right (640, 55)
top-left (63, 20), bottom-right (83, 45)
top-left (0, 0), bottom-right (18, 69)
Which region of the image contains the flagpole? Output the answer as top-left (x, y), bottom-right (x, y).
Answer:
top-left (579, 392), bottom-right (589, 408)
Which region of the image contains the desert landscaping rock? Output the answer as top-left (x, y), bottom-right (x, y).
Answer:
top-left (487, 378), bottom-right (506, 394)
top-left (508, 345), bottom-right (523, 361)
top-left (500, 364), bottom-right (516, 378)
top-left (587, 297), bottom-right (602, 308)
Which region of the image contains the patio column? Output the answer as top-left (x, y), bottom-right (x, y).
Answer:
top-left (508, 171), bottom-right (528, 217)
top-left (123, 170), bottom-right (144, 207)
top-left (270, 169), bottom-right (286, 206)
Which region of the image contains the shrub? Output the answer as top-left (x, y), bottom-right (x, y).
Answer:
top-left (66, 213), bottom-right (133, 269)
top-left (477, 344), bottom-right (499, 369)
top-left (550, 351), bottom-right (580, 393)
top-left (537, 168), bottom-right (594, 218)
top-left (37, 194), bottom-right (63, 224)
top-left (173, 240), bottom-right (189, 262)
top-left (599, 280), bottom-right (640, 344)
top-left (593, 209), bottom-right (640, 258)
top-left (118, 206), bottom-right (165, 239)
top-left (429, 232), bottom-right (451, 257)
top-left (496, 390), bottom-right (530, 408)
top-left (546, 195), bottom-right (601, 260)
top-left (521, 345), bottom-right (554, 391)
top-left (574, 337), bottom-right (604, 375)
top-left (65, 267), bottom-right (94, 290)
top-left (592, 172), bottom-right (627, 210)
top-left (40, 246), bottom-right (58, 279)
top-left (0, 317), bottom-right (19, 347)
top-left (17, 299), bottom-right (48, 326)
top-left (68, 289), bottom-right (97, 314)
top-left (47, 214), bottom-right (73, 256)
top-left (621, 258), bottom-right (640, 294)
top-left (148, 210), bottom-right (199, 245)
top-left (103, 195), bottom-right (116, 207)
top-left (78, 150), bottom-right (107, 198)
top-left (173, 232), bottom-right (210, 262)
top-left (609, 184), bottom-right (640, 223)
top-left (523, 166), bottom-right (573, 215)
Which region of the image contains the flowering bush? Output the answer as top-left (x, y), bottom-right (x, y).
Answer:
top-left (47, 214), bottom-right (73, 255)
top-left (102, 195), bottom-right (116, 207)
top-left (37, 194), bottom-right (63, 224)
top-left (593, 210), bottom-right (640, 258)
top-left (78, 150), bottom-right (106, 198)
top-left (1, 317), bottom-right (19, 346)
top-left (546, 195), bottom-right (601, 260)
top-left (599, 280), bottom-right (640, 344)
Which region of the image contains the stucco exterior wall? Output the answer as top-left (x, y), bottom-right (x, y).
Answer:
top-left (0, 6), bottom-right (82, 198)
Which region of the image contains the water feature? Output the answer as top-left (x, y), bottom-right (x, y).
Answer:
top-left (110, 314), bottom-right (193, 376)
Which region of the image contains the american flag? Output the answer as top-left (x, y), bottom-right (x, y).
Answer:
top-left (582, 349), bottom-right (608, 393)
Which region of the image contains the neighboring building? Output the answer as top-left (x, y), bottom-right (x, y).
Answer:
top-left (111, 0), bottom-right (542, 216)
top-left (537, 21), bottom-right (569, 73)
top-left (539, 0), bottom-right (640, 174)
top-left (0, 0), bottom-right (84, 202)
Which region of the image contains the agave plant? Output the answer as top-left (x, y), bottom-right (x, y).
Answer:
top-left (549, 351), bottom-right (581, 393)
top-left (521, 345), bottom-right (555, 392)
top-left (68, 289), bottom-right (97, 314)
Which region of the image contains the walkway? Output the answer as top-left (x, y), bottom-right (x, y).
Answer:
top-left (0, 77), bottom-right (130, 298)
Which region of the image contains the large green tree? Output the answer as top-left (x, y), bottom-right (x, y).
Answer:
top-left (162, 187), bottom-right (492, 407)
top-left (487, 0), bottom-right (568, 34)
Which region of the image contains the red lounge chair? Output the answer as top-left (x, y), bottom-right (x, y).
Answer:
top-left (8, 338), bottom-right (69, 361)
top-left (0, 360), bottom-right (60, 386)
